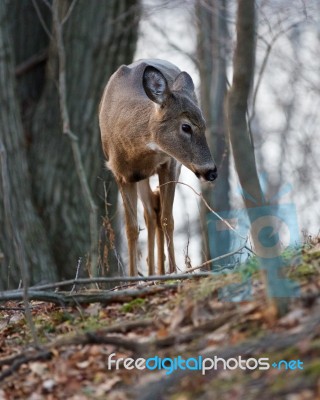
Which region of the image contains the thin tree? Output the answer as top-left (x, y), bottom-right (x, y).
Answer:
top-left (227, 0), bottom-right (291, 315)
top-left (196, 0), bottom-right (231, 265)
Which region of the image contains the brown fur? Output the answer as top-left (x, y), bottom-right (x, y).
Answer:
top-left (99, 59), bottom-right (217, 276)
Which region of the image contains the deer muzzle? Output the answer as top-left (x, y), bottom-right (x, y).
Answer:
top-left (194, 164), bottom-right (218, 182)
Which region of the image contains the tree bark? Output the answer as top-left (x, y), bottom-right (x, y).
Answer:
top-left (0, 2), bottom-right (57, 289)
top-left (197, 0), bottom-right (230, 264)
top-left (0, 0), bottom-right (141, 287)
top-left (30, 0), bottom-right (140, 280)
top-left (226, 0), bottom-right (263, 208)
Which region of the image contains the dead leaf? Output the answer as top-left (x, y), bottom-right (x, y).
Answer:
top-left (29, 362), bottom-right (47, 376)
top-left (95, 376), bottom-right (121, 395)
top-left (156, 326), bottom-right (169, 339)
top-left (76, 360), bottom-right (91, 369)
top-left (278, 308), bottom-right (306, 328)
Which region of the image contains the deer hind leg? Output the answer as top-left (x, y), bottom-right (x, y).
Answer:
top-left (138, 180), bottom-right (164, 275)
top-left (158, 161), bottom-right (181, 274)
top-left (118, 181), bottom-right (138, 276)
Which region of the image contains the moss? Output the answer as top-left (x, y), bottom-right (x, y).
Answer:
top-left (82, 316), bottom-right (103, 331)
top-left (270, 375), bottom-right (291, 393)
top-left (303, 250), bottom-right (320, 262)
top-left (303, 359), bottom-right (320, 377)
top-left (288, 263), bottom-right (317, 279)
top-left (309, 339), bottom-right (320, 351)
top-left (239, 256), bottom-right (260, 279)
top-left (121, 298), bottom-right (146, 313)
top-left (273, 346), bottom-right (299, 361)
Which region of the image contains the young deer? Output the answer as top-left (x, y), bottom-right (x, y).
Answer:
top-left (99, 59), bottom-right (217, 276)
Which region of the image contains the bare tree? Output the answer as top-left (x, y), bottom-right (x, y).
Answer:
top-left (227, 0), bottom-right (293, 315)
top-left (196, 0), bottom-right (231, 265)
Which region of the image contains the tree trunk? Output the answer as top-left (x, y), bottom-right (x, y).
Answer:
top-left (196, 0), bottom-right (230, 265)
top-left (226, 0), bottom-right (290, 315)
top-left (0, 2), bottom-right (57, 289)
top-left (30, 0), bottom-right (140, 280)
top-left (226, 0), bottom-right (262, 208)
top-left (1, 0), bottom-right (141, 287)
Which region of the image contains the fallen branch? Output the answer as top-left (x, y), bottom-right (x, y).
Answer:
top-left (0, 284), bottom-right (179, 305)
top-left (0, 350), bottom-right (52, 382)
top-left (23, 272), bottom-right (214, 292)
top-left (51, 318), bottom-right (154, 348)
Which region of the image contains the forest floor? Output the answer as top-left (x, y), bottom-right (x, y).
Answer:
top-left (0, 237), bottom-right (320, 400)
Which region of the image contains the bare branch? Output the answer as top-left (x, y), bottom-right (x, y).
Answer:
top-left (32, 0), bottom-right (53, 40)
top-left (15, 48), bottom-right (48, 77)
top-left (159, 180), bottom-right (248, 241)
top-left (185, 240), bottom-right (248, 273)
top-left (250, 20), bottom-right (305, 124)
top-left (62, 0), bottom-right (78, 25)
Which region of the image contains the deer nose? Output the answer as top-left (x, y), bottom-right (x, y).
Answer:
top-left (205, 167), bottom-right (218, 182)
top-left (204, 167), bottom-right (218, 182)
top-left (194, 165), bottom-right (218, 182)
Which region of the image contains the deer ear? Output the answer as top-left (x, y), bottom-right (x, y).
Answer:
top-left (143, 66), bottom-right (169, 105)
top-left (172, 71), bottom-right (195, 93)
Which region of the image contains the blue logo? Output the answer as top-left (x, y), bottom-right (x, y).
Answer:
top-left (272, 359), bottom-right (304, 370)
top-left (207, 177), bottom-right (301, 300)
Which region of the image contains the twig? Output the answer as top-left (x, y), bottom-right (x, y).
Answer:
top-left (250, 20), bottom-right (304, 124)
top-left (150, 21), bottom-right (198, 68)
top-left (185, 240), bottom-right (248, 272)
top-left (52, 0), bottom-right (98, 277)
top-left (31, 0), bottom-right (53, 40)
top-left (70, 257), bottom-right (82, 294)
top-left (15, 48), bottom-right (48, 77)
top-left (61, 0), bottom-right (78, 25)
top-left (159, 180), bottom-right (248, 241)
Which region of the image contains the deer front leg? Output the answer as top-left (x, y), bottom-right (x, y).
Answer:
top-left (118, 181), bottom-right (138, 276)
top-left (158, 161), bottom-right (181, 274)
top-left (138, 180), bottom-right (156, 275)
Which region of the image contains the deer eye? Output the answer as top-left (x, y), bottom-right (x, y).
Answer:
top-left (181, 124), bottom-right (192, 134)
